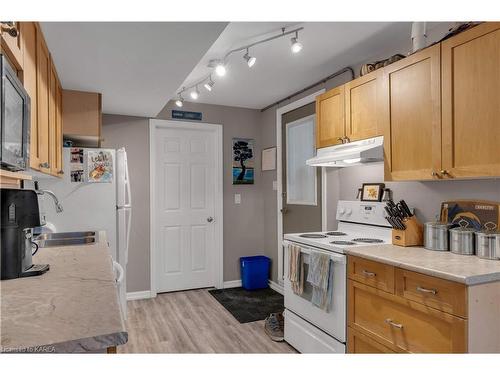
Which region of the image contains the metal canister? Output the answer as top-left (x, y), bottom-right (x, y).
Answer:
top-left (449, 227), bottom-right (476, 255)
top-left (424, 222), bottom-right (454, 251)
top-left (475, 231), bottom-right (500, 260)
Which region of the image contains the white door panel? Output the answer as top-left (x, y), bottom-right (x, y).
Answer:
top-left (153, 123), bottom-right (219, 292)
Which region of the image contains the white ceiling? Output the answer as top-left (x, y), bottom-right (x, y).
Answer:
top-left (176, 22), bottom-right (451, 109)
top-left (40, 22), bottom-right (228, 117)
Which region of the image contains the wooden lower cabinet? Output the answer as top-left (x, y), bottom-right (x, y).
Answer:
top-left (349, 280), bottom-right (467, 353)
top-left (348, 327), bottom-right (395, 353)
top-left (347, 255), bottom-right (469, 354)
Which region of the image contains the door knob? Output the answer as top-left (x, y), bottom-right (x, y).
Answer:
top-left (207, 217), bottom-right (214, 223)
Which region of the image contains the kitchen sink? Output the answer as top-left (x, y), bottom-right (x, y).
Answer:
top-left (33, 231), bottom-right (99, 248)
top-left (34, 231), bottom-right (97, 241)
top-left (35, 237), bottom-right (97, 248)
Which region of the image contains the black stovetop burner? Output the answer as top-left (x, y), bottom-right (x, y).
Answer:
top-left (299, 233), bottom-right (327, 238)
top-left (352, 238), bottom-right (384, 243)
top-left (325, 231), bottom-right (347, 236)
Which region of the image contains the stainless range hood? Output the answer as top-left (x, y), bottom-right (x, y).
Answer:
top-left (306, 136), bottom-right (384, 167)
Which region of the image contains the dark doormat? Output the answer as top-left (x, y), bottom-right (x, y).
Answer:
top-left (208, 287), bottom-right (284, 323)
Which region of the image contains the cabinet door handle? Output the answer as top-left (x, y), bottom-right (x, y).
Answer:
top-left (39, 162), bottom-right (50, 169)
top-left (416, 286), bottom-right (437, 295)
top-left (385, 318), bottom-right (403, 329)
top-left (431, 171), bottom-right (440, 177)
top-left (362, 270), bottom-right (376, 277)
top-left (440, 170), bottom-right (450, 176)
top-left (57, 170), bottom-right (64, 175)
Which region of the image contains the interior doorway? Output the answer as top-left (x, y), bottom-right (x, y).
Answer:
top-left (276, 89), bottom-right (326, 284)
top-left (149, 119), bottom-right (223, 294)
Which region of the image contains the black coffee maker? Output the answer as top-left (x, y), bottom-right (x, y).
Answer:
top-left (1, 188), bottom-right (49, 280)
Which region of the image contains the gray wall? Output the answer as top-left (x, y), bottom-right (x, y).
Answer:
top-left (157, 101), bottom-right (264, 283)
top-left (101, 114), bottom-right (151, 292)
top-left (103, 102), bottom-right (265, 292)
top-left (325, 163), bottom-right (500, 228)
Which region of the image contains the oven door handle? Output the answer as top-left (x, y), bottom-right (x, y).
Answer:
top-left (283, 240), bottom-right (346, 264)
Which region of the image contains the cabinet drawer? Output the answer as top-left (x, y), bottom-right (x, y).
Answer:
top-left (349, 280), bottom-right (467, 353)
top-left (348, 256), bottom-right (395, 293)
top-left (395, 268), bottom-right (467, 318)
top-left (348, 327), bottom-right (396, 353)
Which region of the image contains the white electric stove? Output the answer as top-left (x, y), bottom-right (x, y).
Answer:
top-left (283, 200), bottom-right (392, 353)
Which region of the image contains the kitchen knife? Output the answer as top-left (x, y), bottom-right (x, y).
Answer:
top-left (394, 217), bottom-right (407, 230)
top-left (400, 200), bottom-right (413, 217)
top-left (386, 216), bottom-right (398, 229)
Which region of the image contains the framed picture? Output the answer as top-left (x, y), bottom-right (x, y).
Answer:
top-left (232, 138), bottom-right (254, 185)
top-left (261, 147), bottom-right (276, 171)
top-left (361, 183), bottom-right (385, 202)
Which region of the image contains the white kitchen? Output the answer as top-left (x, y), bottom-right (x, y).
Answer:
top-left (1, 1), bottom-right (500, 373)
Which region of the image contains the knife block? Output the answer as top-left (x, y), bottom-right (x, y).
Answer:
top-left (392, 216), bottom-right (423, 247)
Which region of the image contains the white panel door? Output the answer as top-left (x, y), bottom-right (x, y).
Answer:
top-left (153, 121), bottom-right (220, 293)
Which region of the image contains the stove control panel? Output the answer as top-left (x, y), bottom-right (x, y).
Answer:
top-left (336, 200), bottom-right (390, 227)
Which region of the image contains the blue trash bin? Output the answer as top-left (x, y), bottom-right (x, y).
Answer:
top-left (240, 255), bottom-right (270, 290)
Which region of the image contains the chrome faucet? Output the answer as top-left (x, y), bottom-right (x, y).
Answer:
top-left (34, 181), bottom-right (64, 213)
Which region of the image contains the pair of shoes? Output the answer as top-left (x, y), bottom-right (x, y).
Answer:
top-left (264, 312), bottom-right (284, 342)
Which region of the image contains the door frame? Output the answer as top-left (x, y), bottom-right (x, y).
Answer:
top-left (149, 119), bottom-right (224, 297)
top-left (276, 89), bottom-right (326, 285)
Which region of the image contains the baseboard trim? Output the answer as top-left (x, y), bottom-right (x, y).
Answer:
top-left (126, 290), bottom-right (154, 301)
top-left (222, 279), bottom-right (284, 294)
top-left (222, 279), bottom-right (242, 288)
top-left (269, 280), bottom-right (284, 295)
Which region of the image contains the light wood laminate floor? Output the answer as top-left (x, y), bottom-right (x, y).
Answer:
top-left (119, 289), bottom-right (296, 353)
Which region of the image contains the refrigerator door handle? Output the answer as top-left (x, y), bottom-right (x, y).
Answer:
top-left (113, 261), bottom-right (125, 284)
top-left (124, 154), bottom-right (132, 207)
top-left (124, 207), bottom-right (132, 265)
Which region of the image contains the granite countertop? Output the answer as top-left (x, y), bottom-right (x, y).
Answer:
top-left (0, 231), bottom-right (127, 353)
top-left (345, 244), bottom-right (500, 286)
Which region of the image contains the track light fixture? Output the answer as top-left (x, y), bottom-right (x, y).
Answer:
top-left (204, 77), bottom-right (215, 91)
top-left (175, 94), bottom-right (184, 107)
top-left (290, 31), bottom-right (303, 53)
top-left (174, 26), bottom-right (304, 104)
top-left (190, 86), bottom-right (199, 100)
top-left (243, 49), bottom-right (256, 68)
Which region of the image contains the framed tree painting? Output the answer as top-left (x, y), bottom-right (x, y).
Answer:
top-left (232, 138), bottom-right (254, 185)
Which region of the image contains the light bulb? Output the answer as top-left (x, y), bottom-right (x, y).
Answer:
top-left (215, 63), bottom-right (226, 77)
top-left (175, 99), bottom-right (183, 107)
top-left (190, 87), bottom-right (199, 100)
top-left (204, 78), bottom-right (215, 91)
top-left (290, 34), bottom-right (303, 54)
top-left (243, 50), bottom-right (256, 68)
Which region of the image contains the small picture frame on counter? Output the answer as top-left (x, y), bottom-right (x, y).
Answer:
top-left (360, 183), bottom-right (385, 202)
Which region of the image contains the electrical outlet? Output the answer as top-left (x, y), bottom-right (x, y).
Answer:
top-left (234, 194), bottom-right (241, 204)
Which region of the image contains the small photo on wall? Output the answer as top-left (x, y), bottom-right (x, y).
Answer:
top-left (232, 138), bottom-right (254, 185)
top-left (70, 164), bottom-right (84, 183)
top-left (70, 148), bottom-right (84, 163)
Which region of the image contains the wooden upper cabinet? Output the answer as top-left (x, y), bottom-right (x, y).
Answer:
top-left (20, 22), bottom-right (40, 170)
top-left (441, 22), bottom-right (500, 178)
top-left (344, 70), bottom-right (382, 142)
top-left (36, 25), bottom-right (51, 173)
top-left (380, 44), bottom-right (442, 181)
top-left (63, 89), bottom-right (102, 146)
top-left (316, 86), bottom-right (345, 148)
top-left (1, 22), bottom-right (23, 71)
top-left (49, 59), bottom-right (59, 176)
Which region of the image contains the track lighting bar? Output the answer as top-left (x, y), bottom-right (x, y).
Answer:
top-left (174, 26), bottom-right (305, 103)
top-left (222, 27), bottom-right (304, 61)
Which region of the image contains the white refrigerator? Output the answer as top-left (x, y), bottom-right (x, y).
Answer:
top-left (38, 147), bottom-right (132, 319)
